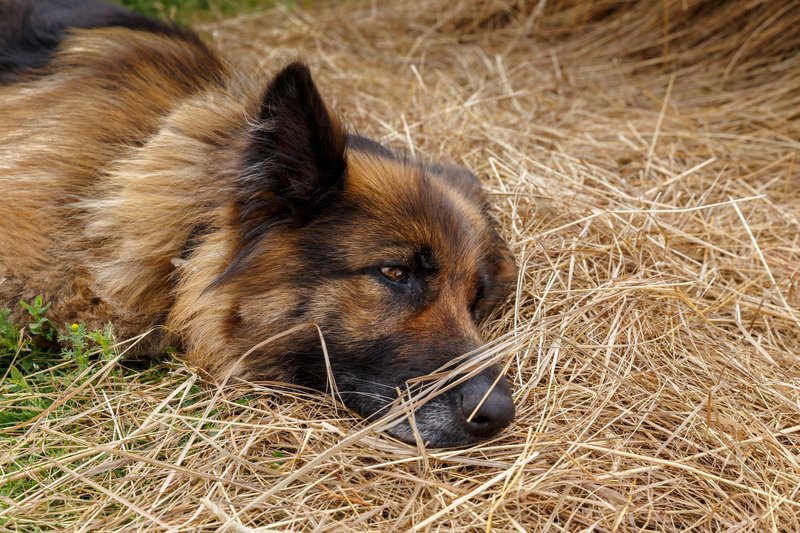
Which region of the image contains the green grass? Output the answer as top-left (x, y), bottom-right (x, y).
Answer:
top-left (0, 299), bottom-right (104, 509)
top-left (115, 0), bottom-right (279, 23)
top-left (1, 297), bottom-right (121, 429)
top-left (0, 298), bottom-right (178, 518)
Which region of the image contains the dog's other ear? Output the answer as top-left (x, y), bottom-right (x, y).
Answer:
top-left (429, 163), bottom-right (486, 205)
top-left (239, 62), bottom-right (346, 236)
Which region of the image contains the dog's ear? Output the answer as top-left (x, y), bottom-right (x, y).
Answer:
top-left (430, 163), bottom-right (486, 205)
top-left (239, 62), bottom-right (346, 236)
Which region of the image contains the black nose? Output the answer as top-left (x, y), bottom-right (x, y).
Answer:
top-left (459, 371), bottom-right (515, 439)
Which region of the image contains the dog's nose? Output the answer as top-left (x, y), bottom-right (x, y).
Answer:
top-left (459, 371), bottom-right (515, 439)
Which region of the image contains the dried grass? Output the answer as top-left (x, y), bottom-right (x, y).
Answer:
top-left (2, 0), bottom-right (799, 530)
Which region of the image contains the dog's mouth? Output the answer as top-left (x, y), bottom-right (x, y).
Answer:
top-left (343, 370), bottom-right (515, 448)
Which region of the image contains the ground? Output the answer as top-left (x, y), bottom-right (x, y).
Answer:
top-left (2, 0), bottom-right (799, 530)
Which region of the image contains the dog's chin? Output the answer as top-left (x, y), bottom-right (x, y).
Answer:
top-left (376, 397), bottom-right (489, 449)
top-left (384, 419), bottom-right (485, 448)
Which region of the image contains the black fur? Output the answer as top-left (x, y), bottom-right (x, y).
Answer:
top-left (345, 134), bottom-right (398, 160)
top-left (179, 223), bottom-right (214, 261)
top-left (241, 62), bottom-right (347, 232)
top-left (0, 0), bottom-right (198, 81)
top-left (211, 63), bottom-right (347, 289)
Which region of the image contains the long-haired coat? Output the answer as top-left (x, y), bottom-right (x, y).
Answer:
top-left (0, 0), bottom-right (516, 447)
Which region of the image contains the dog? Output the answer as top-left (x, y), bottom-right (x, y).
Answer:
top-left (0, 0), bottom-right (516, 447)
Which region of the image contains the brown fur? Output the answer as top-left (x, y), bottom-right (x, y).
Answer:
top-left (0, 2), bottom-right (516, 447)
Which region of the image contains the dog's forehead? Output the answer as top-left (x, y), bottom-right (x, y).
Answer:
top-left (343, 150), bottom-right (489, 262)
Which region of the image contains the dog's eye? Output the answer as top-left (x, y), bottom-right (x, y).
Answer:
top-left (380, 266), bottom-right (409, 284)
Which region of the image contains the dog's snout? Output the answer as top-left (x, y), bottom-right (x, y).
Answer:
top-left (458, 372), bottom-right (515, 439)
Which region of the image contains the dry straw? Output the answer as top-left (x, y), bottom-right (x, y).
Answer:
top-left (2, 0), bottom-right (799, 530)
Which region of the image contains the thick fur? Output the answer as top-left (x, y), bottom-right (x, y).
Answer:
top-left (0, 0), bottom-right (517, 447)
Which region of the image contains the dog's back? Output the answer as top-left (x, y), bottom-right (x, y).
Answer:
top-left (0, 0), bottom-right (195, 79)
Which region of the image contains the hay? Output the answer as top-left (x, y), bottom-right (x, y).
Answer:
top-left (2, 0), bottom-right (799, 530)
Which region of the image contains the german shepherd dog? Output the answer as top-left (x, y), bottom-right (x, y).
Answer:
top-left (0, 0), bottom-right (516, 447)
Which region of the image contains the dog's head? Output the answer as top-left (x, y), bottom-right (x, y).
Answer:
top-left (211, 63), bottom-right (516, 447)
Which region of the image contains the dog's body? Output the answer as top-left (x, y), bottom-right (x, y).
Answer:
top-left (0, 0), bottom-right (516, 447)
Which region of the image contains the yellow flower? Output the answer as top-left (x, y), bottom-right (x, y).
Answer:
top-left (70, 323), bottom-right (80, 332)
